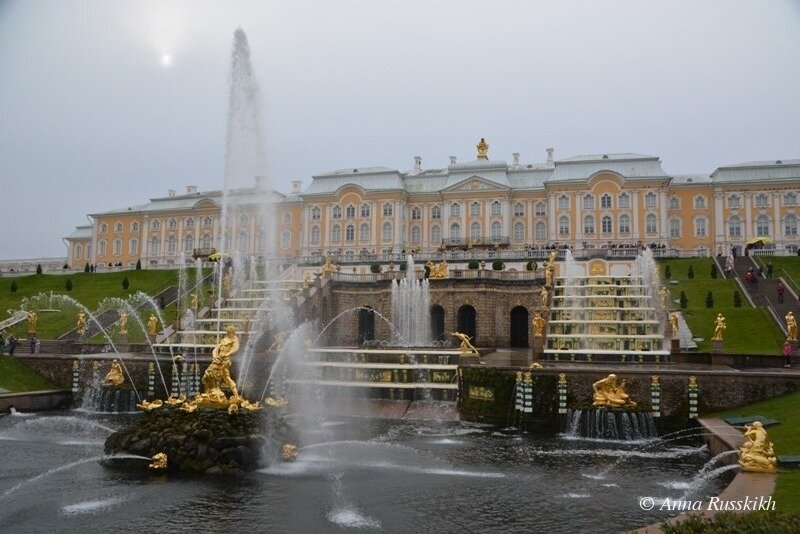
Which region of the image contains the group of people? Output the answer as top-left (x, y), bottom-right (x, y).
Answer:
top-left (0, 333), bottom-right (40, 355)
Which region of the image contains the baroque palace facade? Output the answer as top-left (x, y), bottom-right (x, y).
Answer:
top-left (65, 142), bottom-right (800, 268)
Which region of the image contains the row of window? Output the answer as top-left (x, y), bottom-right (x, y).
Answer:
top-left (727, 193), bottom-right (798, 209)
top-left (311, 201), bottom-right (546, 222)
top-left (99, 217), bottom-right (216, 234)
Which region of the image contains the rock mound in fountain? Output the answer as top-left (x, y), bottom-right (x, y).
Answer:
top-left (104, 404), bottom-right (296, 474)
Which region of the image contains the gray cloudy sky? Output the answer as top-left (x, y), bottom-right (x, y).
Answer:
top-left (1, 0), bottom-right (799, 260)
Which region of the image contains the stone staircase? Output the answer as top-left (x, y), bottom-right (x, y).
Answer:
top-left (732, 257), bottom-right (796, 336)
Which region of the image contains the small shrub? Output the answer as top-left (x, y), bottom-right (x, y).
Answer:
top-left (492, 260), bottom-right (504, 271)
top-left (705, 291), bottom-right (714, 308)
top-left (65, 278), bottom-right (73, 291)
top-left (687, 265), bottom-right (694, 279)
top-left (399, 262), bottom-right (407, 271)
top-left (733, 290), bottom-right (742, 308)
top-left (135, 259), bottom-right (142, 270)
top-left (369, 263), bottom-right (381, 274)
top-left (679, 290), bottom-right (688, 309)
top-left (526, 260), bottom-right (538, 271)
top-left (710, 263), bottom-right (718, 279)
top-left (84, 263), bottom-right (90, 273)
top-left (122, 277), bottom-right (130, 290)
top-left (36, 264), bottom-right (42, 275)
top-left (663, 265), bottom-right (671, 280)
top-left (10, 280), bottom-right (17, 293)
top-left (467, 260), bottom-right (479, 270)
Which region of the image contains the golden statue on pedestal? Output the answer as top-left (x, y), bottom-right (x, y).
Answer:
top-left (532, 312), bottom-right (547, 337)
top-left (592, 373), bottom-right (637, 408)
top-left (544, 251), bottom-right (557, 288)
top-left (148, 314), bottom-right (158, 336)
top-left (786, 311), bottom-right (797, 341)
top-left (476, 138), bottom-right (489, 159)
top-left (739, 421), bottom-right (778, 473)
top-left (222, 272), bottom-right (232, 292)
top-left (190, 293), bottom-right (199, 312)
top-left (282, 444), bottom-right (298, 462)
top-left (540, 287), bottom-right (549, 308)
top-left (149, 452), bottom-right (167, 470)
top-left (27, 311), bottom-right (37, 334)
top-left (712, 313), bottom-right (726, 341)
top-left (426, 260), bottom-right (448, 279)
top-left (320, 256), bottom-right (336, 277)
top-left (670, 312), bottom-right (679, 336)
top-left (659, 287), bottom-right (670, 309)
top-left (451, 331), bottom-right (478, 357)
top-left (196, 325), bottom-right (240, 405)
top-left (76, 312), bottom-right (87, 335)
top-left (102, 359), bottom-right (125, 388)
top-left (118, 310), bottom-right (128, 335)
top-left (303, 271), bottom-right (312, 289)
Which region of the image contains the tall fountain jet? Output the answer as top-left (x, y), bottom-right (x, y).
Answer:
top-left (390, 256), bottom-right (431, 346)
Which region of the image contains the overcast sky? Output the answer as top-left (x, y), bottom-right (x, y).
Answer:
top-left (1, 0), bottom-right (799, 260)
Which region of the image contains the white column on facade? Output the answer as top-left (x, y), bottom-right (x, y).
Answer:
top-left (502, 200), bottom-right (510, 238)
top-left (91, 222), bottom-right (99, 266)
top-left (574, 192), bottom-right (583, 242)
top-left (659, 190), bottom-right (668, 242)
top-left (141, 217), bottom-right (149, 264)
top-left (774, 193), bottom-right (781, 241)
top-left (527, 200), bottom-right (534, 243)
top-left (194, 219), bottom-right (200, 254)
top-left (713, 190), bottom-right (724, 245)
top-left (632, 191), bottom-right (640, 239)
top-left (160, 220), bottom-right (167, 265)
top-left (461, 200), bottom-right (467, 242)
top-left (394, 201), bottom-right (403, 252)
top-left (371, 201), bottom-right (378, 249)
top-left (744, 194), bottom-right (752, 241)
top-left (548, 194), bottom-right (557, 242)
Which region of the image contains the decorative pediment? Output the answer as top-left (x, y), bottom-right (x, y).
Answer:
top-left (442, 175), bottom-right (510, 193)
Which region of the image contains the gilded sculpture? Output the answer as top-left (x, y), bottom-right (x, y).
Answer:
top-left (544, 251), bottom-right (556, 288)
top-left (303, 271), bottom-right (312, 289)
top-left (136, 399), bottom-right (163, 411)
top-left (451, 331), bottom-right (478, 357)
top-left (670, 312), bottom-right (679, 336)
top-left (426, 260), bottom-right (449, 279)
top-left (76, 312), bottom-right (87, 335)
top-left (320, 255), bottom-right (336, 277)
top-left (222, 272), bottom-right (232, 292)
top-left (711, 313), bottom-right (726, 342)
top-left (196, 325), bottom-right (240, 405)
top-left (281, 444), bottom-right (298, 462)
top-left (476, 138), bottom-right (489, 159)
top-left (190, 293), bottom-right (199, 312)
top-left (149, 452), bottom-right (168, 470)
top-left (148, 314), bottom-right (158, 336)
top-left (102, 359), bottom-right (125, 388)
top-left (786, 311), bottom-right (797, 341)
top-left (540, 287), bottom-right (549, 308)
top-left (118, 309), bottom-right (128, 335)
top-left (27, 311), bottom-right (37, 334)
top-left (659, 287), bottom-right (670, 309)
top-left (532, 312), bottom-right (547, 337)
top-left (738, 421), bottom-right (778, 473)
top-left (592, 373), bottom-right (637, 408)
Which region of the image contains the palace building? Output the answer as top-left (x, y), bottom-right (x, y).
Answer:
top-left (65, 141), bottom-right (800, 268)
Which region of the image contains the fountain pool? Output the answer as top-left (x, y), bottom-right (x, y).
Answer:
top-left (0, 410), bottom-right (729, 532)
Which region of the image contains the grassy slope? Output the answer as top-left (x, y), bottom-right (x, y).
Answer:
top-left (1, 270), bottom-right (179, 340)
top-left (753, 256), bottom-right (800, 295)
top-left (660, 258), bottom-right (785, 354)
top-left (716, 391), bottom-right (800, 512)
top-left (0, 356), bottom-right (55, 392)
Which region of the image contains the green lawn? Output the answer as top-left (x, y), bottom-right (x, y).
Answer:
top-left (0, 356), bottom-right (55, 392)
top-left (753, 256), bottom-right (800, 295)
top-left (715, 391), bottom-right (800, 512)
top-left (660, 258), bottom-right (785, 354)
top-left (1, 270), bottom-right (181, 340)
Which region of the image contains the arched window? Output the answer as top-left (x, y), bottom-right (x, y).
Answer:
top-left (728, 216), bottom-right (742, 237)
top-left (695, 195), bottom-right (707, 209)
top-left (756, 215), bottom-right (770, 236)
top-left (645, 192), bottom-right (657, 208)
top-left (331, 225), bottom-right (341, 243)
top-left (669, 218), bottom-right (681, 238)
top-left (346, 205), bottom-right (356, 219)
top-left (602, 215), bottom-right (613, 234)
top-left (583, 194), bottom-right (594, 210)
top-left (359, 223), bottom-right (370, 242)
top-left (450, 223), bottom-right (461, 239)
top-left (470, 202), bottom-right (480, 216)
top-left (281, 230), bottom-right (291, 248)
top-left (201, 234), bottom-right (212, 249)
top-left (450, 203), bottom-right (461, 217)
top-left (669, 196), bottom-right (680, 210)
top-left (583, 215), bottom-right (595, 235)
top-left (129, 239), bottom-right (138, 254)
top-left (646, 214), bottom-right (658, 234)
top-left (311, 206), bottom-right (321, 220)
top-left (166, 236), bottom-right (176, 254)
top-left (755, 194), bottom-right (768, 208)
top-left (514, 202), bottom-right (524, 216)
top-left (360, 203), bottom-right (370, 218)
top-left (151, 220), bottom-right (160, 231)
top-left (98, 240), bottom-right (107, 256)
top-left (491, 201), bottom-right (501, 216)
top-left (345, 224), bottom-right (355, 242)
top-left (113, 239), bottom-right (122, 256)
top-left (237, 231), bottom-right (249, 251)
top-left (431, 205), bottom-right (441, 219)
top-left (786, 214), bottom-right (798, 236)
top-left (535, 222), bottom-right (546, 240)
top-left (558, 195), bottom-right (569, 210)
top-left (131, 222), bottom-right (139, 231)
top-left (619, 214), bottom-right (631, 234)
top-left (383, 203), bottom-right (393, 217)
top-left (535, 202), bottom-right (546, 216)
top-left (282, 213), bottom-right (292, 224)
top-left (100, 223), bottom-right (108, 233)
top-left (382, 222), bottom-right (392, 242)
top-left (411, 226), bottom-right (421, 244)
top-left (559, 216), bottom-right (570, 236)
top-left (148, 237), bottom-right (159, 255)
top-left (168, 219), bottom-right (178, 230)
top-left (345, 250), bottom-right (354, 261)
top-left (470, 221), bottom-right (481, 239)
top-left (183, 234), bottom-right (194, 252)
top-left (728, 195), bottom-right (741, 208)
top-left (311, 225), bottom-right (320, 245)
top-left (618, 193), bottom-right (630, 209)
top-left (601, 194), bottom-right (612, 209)
top-left (332, 206), bottom-right (342, 219)
top-left (411, 206), bottom-right (421, 220)
top-left (784, 193), bottom-right (797, 206)
top-left (695, 217), bottom-right (708, 237)
top-left (431, 225), bottom-right (441, 244)
top-left (114, 222), bottom-right (123, 232)
top-left (514, 222), bottom-right (524, 241)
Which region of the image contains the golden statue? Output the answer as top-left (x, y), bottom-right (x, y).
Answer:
top-left (180, 402), bottom-right (197, 413)
top-left (688, 375), bottom-right (698, 388)
top-left (198, 325), bottom-right (240, 403)
top-left (425, 260), bottom-right (449, 279)
top-left (117, 309), bottom-right (128, 335)
top-left (529, 362), bottom-right (543, 369)
top-left (544, 251), bottom-right (557, 288)
top-left (76, 312), bottom-right (87, 335)
top-left (712, 313), bottom-right (726, 342)
top-left (102, 359), bottom-right (125, 388)
top-left (451, 331), bottom-right (478, 357)
top-left (476, 137), bottom-right (489, 159)
top-left (136, 399), bottom-right (163, 411)
top-left (670, 312), bottom-right (679, 336)
top-left (786, 311), bottom-right (797, 341)
top-left (303, 271), bottom-right (312, 289)
top-left (651, 375), bottom-right (660, 387)
top-left (190, 293), bottom-right (199, 312)
top-left (148, 314), bottom-right (158, 336)
top-left (265, 397), bottom-right (289, 407)
top-left (281, 444), bottom-right (298, 462)
top-left (27, 311), bottom-right (37, 334)
top-left (149, 452), bottom-right (167, 470)
top-left (165, 395), bottom-right (185, 406)
top-left (240, 399), bottom-right (262, 411)
top-left (738, 421), bottom-right (778, 473)
top-left (540, 287), bottom-right (549, 308)
top-left (532, 312), bottom-right (547, 337)
top-left (592, 373), bottom-right (637, 408)
top-left (320, 256), bottom-right (336, 277)
top-left (222, 272), bottom-right (232, 292)
top-left (659, 287), bottom-right (670, 309)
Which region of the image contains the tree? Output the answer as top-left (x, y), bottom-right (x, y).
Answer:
top-left (664, 265), bottom-right (671, 280)
top-left (467, 260), bottom-right (479, 270)
top-left (84, 263), bottom-right (90, 273)
top-left (36, 264), bottom-right (42, 275)
top-left (10, 280), bottom-right (17, 293)
top-left (680, 290), bottom-right (688, 309)
top-left (705, 291), bottom-right (714, 308)
top-left (65, 278), bottom-right (73, 291)
top-left (710, 263), bottom-right (718, 279)
top-left (687, 265), bottom-right (694, 279)
top-left (135, 259), bottom-right (142, 270)
top-left (492, 260), bottom-right (504, 271)
top-left (369, 263), bottom-right (381, 274)
top-left (526, 260), bottom-right (538, 271)
top-left (122, 277), bottom-right (130, 290)
top-left (733, 291), bottom-right (742, 308)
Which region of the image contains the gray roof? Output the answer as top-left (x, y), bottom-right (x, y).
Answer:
top-left (711, 159), bottom-right (800, 183)
top-left (304, 168), bottom-right (405, 195)
top-left (671, 174), bottom-right (712, 185)
top-left (550, 154), bottom-right (669, 183)
top-left (65, 225), bottom-right (92, 240)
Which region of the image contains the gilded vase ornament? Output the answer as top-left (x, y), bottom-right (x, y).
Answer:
top-left (540, 287), bottom-right (549, 308)
top-left (27, 311), bottom-right (38, 334)
top-left (532, 312), bottom-right (547, 337)
top-left (651, 375), bottom-right (660, 387)
top-left (786, 311), bottom-right (797, 341)
top-left (102, 359), bottom-right (125, 388)
top-left (149, 453), bottom-right (168, 470)
top-left (118, 309), bottom-right (128, 335)
top-left (712, 313), bottom-right (726, 341)
top-left (476, 138), bottom-right (489, 159)
top-left (738, 422), bottom-right (778, 473)
top-left (592, 373), bottom-right (637, 408)
top-left (147, 314), bottom-right (158, 336)
top-left (659, 287), bottom-right (670, 309)
top-left (195, 325), bottom-right (240, 406)
top-left (451, 331), bottom-right (478, 357)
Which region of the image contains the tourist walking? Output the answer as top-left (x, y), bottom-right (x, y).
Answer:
top-left (34, 339), bottom-right (41, 354)
top-left (8, 335), bottom-right (17, 356)
top-left (766, 262), bottom-right (774, 279)
top-left (784, 341), bottom-right (794, 368)
top-left (777, 282), bottom-right (787, 303)
top-left (30, 335), bottom-right (36, 354)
